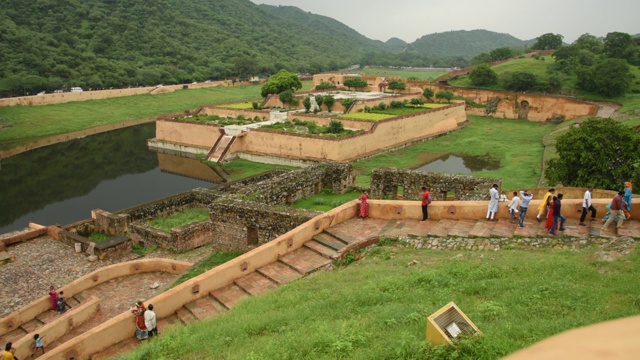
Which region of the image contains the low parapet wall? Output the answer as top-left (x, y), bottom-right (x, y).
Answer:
top-left (13, 296), bottom-right (100, 360)
top-left (0, 259), bottom-right (191, 337)
top-left (38, 202), bottom-right (359, 360)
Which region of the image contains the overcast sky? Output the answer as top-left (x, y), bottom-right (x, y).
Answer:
top-left (250, 0), bottom-right (640, 43)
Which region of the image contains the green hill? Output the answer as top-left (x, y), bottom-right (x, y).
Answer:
top-left (411, 29), bottom-right (528, 59)
top-left (0, 0), bottom-right (384, 96)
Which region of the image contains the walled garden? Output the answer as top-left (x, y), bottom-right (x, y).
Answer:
top-left (258, 118), bottom-right (363, 138)
top-left (173, 113), bottom-right (267, 126)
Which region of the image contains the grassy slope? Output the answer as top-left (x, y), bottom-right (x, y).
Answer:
top-left (449, 57), bottom-right (640, 112)
top-left (353, 116), bottom-right (551, 190)
top-left (0, 81), bottom-right (313, 147)
top-left (123, 243), bottom-right (640, 359)
top-left (358, 68), bottom-right (448, 80)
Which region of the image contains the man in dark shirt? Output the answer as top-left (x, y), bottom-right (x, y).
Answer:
top-left (549, 193), bottom-right (566, 235)
top-left (602, 191), bottom-right (626, 230)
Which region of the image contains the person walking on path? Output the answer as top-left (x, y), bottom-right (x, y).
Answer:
top-left (518, 190), bottom-right (533, 228)
top-left (48, 286), bottom-right (58, 311)
top-left (420, 186), bottom-right (431, 222)
top-left (486, 184), bottom-right (500, 221)
top-left (508, 191), bottom-right (520, 223)
top-left (31, 334), bottom-right (45, 357)
top-left (579, 186), bottom-right (597, 225)
top-left (536, 188), bottom-right (555, 221)
top-left (549, 193), bottom-right (566, 236)
top-left (623, 182), bottom-right (633, 214)
top-left (145, 304), bottom-right (158, 338)
top-left (602, 191), bottom-right (626, 230)
top-left (357, 191), bottom-right (369, 219)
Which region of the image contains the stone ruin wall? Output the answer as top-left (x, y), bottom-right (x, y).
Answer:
top-left (370, 168), bottom-right (501, 201)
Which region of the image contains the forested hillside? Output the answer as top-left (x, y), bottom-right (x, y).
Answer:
top-left (411, 30), bottom-right (528, 58)
top-left (0, 0), bottom-right (535, 97)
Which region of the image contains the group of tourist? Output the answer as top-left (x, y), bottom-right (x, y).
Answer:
top-left (131, 300), bottom-right (158, 340)
top-left (491, 182), bottom-right (633, 234)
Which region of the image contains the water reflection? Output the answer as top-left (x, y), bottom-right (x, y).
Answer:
top-left (0, 124), bottom-right (217, 234)
top-left (416, 154), bottom-right (500, 174)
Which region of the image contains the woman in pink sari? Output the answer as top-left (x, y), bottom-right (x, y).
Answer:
top-left (49, 286), bottom-right (58, 310)
top-left (358, 191), bottom-right (369, 219)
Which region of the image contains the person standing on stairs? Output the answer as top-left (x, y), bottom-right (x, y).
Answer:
top-left (579, 186), bottom-right (597, 225)
top-left (486, 184), bottom-right (500, 221)
top-left (518, 190), bottom-right (533, 228)
top-left (536, 188), bottom-right (555, 221)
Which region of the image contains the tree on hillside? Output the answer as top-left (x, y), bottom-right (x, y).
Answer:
top-left (343, 77), bottom-right (368, 90)
top-left (471, 53), bottom-right (492, 66)
top-left (603, 32), bottom-right (635, 59)
top-left (435, 90), bottom-right (454, 103)
top-left (422, 88), bottom-right (435, 101)
top-left (546, 118), bottom-right (640, 190)
top-left (469, 63), bottom-right (498, 87)
top-left (234, 56), bottom-right (258, 81)
top-left (501, 71), bottom-right (539, 92)
top-left (576, 58), bottom-right (634, 97)
top-left (573, 33), bottom-right (603, 54)
top-left (261, 69), bottom-right (302, 97)
top-left (489, 47), bottom-right (514, 62)
top-left (532, 33), bottom-right (564, 50)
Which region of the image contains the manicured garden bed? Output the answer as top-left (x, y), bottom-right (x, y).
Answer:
top-left (147, 208), bottom-right (210, 232)
top-left (173, 114), bottom-right (267, 126)
top-left (259, 119), bottom-right (363, 138)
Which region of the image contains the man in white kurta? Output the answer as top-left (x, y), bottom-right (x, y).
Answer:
top-left (486, 184), bottom-right (500, 220)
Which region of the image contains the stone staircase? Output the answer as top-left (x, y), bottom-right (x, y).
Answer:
top-left (205, 135), bottom-right (236, 163)
top-left (91, 231), bottom-right (354, 359)
top-left (0, 296), bottom-right (82, 347)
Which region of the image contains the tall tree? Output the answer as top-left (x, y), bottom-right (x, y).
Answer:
top-left (489, 47), bottom-right (514, 61)
top-left (576, 58), bottom-right (634, 97)
top-left (260, 69), bottom-right (302, 97)
top-left (546, 118), bottom-right (640, 190)
top-left (573, 33), bottom-right (603, 54)
top-left (603, 32), bottom-right (636, 59)
top-left (532, 33), bottom-right (564, 50)
top-left (469, 63), bottom-right (498, 87)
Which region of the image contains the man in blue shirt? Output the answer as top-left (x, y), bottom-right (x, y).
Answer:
top-left (518, 190), bottom-right (533, 228)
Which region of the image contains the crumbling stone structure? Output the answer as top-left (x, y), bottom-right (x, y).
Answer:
top-left (370, 168), bottom-right (501, 201)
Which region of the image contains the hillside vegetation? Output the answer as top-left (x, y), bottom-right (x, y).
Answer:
top-left (0, 0), bottom-right (536, 97)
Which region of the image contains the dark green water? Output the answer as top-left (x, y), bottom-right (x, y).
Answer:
top-left (0, 123), bottom-right (215, 234)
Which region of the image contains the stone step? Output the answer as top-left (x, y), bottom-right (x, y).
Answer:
top-left (235, 272), bottom-right (279, 296)
top-left (428, 219), bottom-right (457, 237)
top-left (175, 306), bottom-right (198, 324)
top-left (448, 219), bottom-right (476, 237)
top-left (210, 283), bottom-right (251, 309)
top-left (35, 309), bottom-right (60, 324)
top-left (20, 318), bottom-right (44, 333)
top-left (0, 328), bottom-right (27, 346)
top-left (312, 232), bottom-right (347, 250)
top-left (560, 221), bottom-right (591, 237)
top-left (279, 247), bottom-right (332, 275)
top-left (491, 220), bottom-right (518, 238)
top-left (66, 296), bottom-right (81, 308)
top-left (514, 220), bottom-right (540, 237)
top-left (324, 229), bottom-right (358, 244)
top-left (469, 219), bottom-right (497, 237)
top-left (157, 313), bottom-right (181, 330)
top-left (257, 261), bottom-right (303, 285)
top-left (90, 335), bottom-right (140, 360)
top-left (184, 295), bottom-right (227, 320)
top-left (617, 219), bottom-right (640, 237)
top-left (304, 240), bottom-right (339, 259)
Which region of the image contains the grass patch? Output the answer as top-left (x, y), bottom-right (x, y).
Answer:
top-left (220, 159), bottom-right (298, 182)
top-left (174, 114), bottom-right (267, 126)
top-left (358, 67), bottom-right (449, 81)
top-left (337, 112), bottom-right (396, 121)
top-left (291, 189), bottom-right (361, 212)
top-left (132, 242), bottom-right (158, 256)
top-left (353, 116), bottom-right (553, 190)
top-left (172, 251), bottom-right (243, 287)
top-left (87, 232), bottom-right (110, 243)
top-left (259, 119), bottom-right (363, 138)
top-left (147, 208), bottom-right (210, 232)
top-left (123, 245), bottom-right (640, 359)
top-left (0, 81), bottom-right (313, 148)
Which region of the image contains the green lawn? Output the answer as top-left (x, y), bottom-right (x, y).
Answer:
top-left (172, 251), bottom-right (243, 287)
top-left (338, 112), bottom-right (396, 121)
top-left (291, 189), bottom-right (361, 212)
top-left (220, 158), bottom-right (298, 182)
top-left (147, 208), bottom-right (210, 232)
top-left (352, 116), bottom-right (551, 190)
top-left (123, 243), bottom-right (640, 359)
top-left (0, 80), bottom-right (313, 148)
top-left (220, 102), bottom-right (256, 109)
top-left (358, 67), bottom-right (449, 80)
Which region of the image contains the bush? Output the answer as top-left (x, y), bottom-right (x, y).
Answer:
top-left (469, 63), bottom-right (498, 87)
top-left (502, 71), bottom-right (539, 92)
top-left (251, 101), bottom-right (260, 110)
top-left (323, 95), bottom-right (335, 112)
top-left (435, 90), bottom-right (454, 103)
top-left (278, 90), bottom-right (298, 105)
top-left (409, 98), bottom-right (425, 106)
top-left (315, 81), bottom-right (337, 90)
top-left (378, 102), bottom-right (388, 110)
top-left (422, 87), bottom-right (434, 101)
top-left (327, 120), bottom-right (344, 134)
top-left (390, 100), bottom-right (404, 108)
top-left (302, 96), bottom-right (311, 113)
top-left (341, 98), bottom-right (355, 113)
